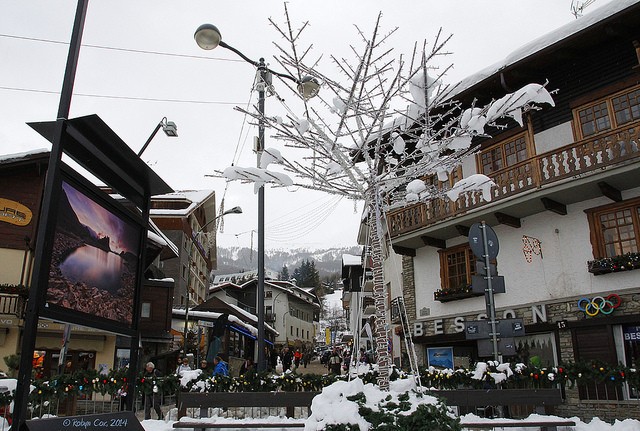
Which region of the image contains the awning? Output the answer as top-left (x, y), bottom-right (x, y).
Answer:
top-left (228, 324), bottom-right (273, 346)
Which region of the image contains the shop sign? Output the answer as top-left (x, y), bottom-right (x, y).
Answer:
top-left (623, 325), bottom-right (640, 342)
top-left (413, 304), bottom-right (547, 337)
top-left (0, 198), bottom-right (32, 226)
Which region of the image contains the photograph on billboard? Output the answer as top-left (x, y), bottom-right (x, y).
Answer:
top-left (44, 171), bottom-right (142, 332)
top-left (427, 347), bottom-right (454, 369)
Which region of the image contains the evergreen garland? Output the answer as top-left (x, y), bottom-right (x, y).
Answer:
top-left (8, 359), bottom-right (637, 408)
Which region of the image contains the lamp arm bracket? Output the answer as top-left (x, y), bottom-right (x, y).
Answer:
top-left (219, 41), bottom-right (299, 85)
top-left (220, 41), bottom-right (259, 67)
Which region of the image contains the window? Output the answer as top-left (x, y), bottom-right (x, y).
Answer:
top-left (574, 85), bottom-right (640, 139)
top-left (422, 166), bottom-right (463, 190)
top-left (438, 244), bottom-right (478, 291)
top-left (141, 302), bottom-right (151, 318)
top-left (265, 290), bottom-right (272, 298)
top-left (585, 197), bottom-right (640, 258)
top-left (478, 133), bottom-right (529, 175)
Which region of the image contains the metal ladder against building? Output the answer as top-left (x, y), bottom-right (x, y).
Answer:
top-left (397, 297), bottom-right (422, 390)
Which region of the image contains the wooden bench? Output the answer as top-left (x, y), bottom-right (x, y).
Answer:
top-left (461, 420), bottom-right (576, 431)
top-left (432, 388), bottom-right (565, 416)
top-left (174, 391), bottom-right (320, 430)
top-left (432, 389), bottom-right (575, 431)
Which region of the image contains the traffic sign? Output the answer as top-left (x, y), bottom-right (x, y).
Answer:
top-left (468, 222), bottom-right (499, 259)
top-left (464, 318), bottom-right (525, 340)
top-left (471, 275), bottom-right (505, 294)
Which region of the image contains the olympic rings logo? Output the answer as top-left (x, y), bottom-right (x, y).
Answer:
top-left (577, 294), bottom-right (622, 316)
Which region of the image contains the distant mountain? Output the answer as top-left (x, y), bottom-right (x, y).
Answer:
top-left (214, 246), bottom-right (362, 280)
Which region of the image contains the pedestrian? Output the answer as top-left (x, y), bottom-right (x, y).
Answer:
top-left (328, 348), bottom-right (342, 375)
top-left (142, 362), bottom-right (163, 420)
top-left (176, 356), bottom-right (191, 375)
top-left (359, 347), bottom-right (368, 364)
top-left (282, 347), bottom-right (293, 371)
top-left (199, 359), bottom-right (209, 373)
top-left (212, 356), bottom-right (229, 377)
top-left (303, 351), bottom-right (310, 368)
top-left (293, 349), bottom-right (302, 369)
top-left (343, 351), bottom-right (351, 373)
top-left (239, 357), bottom-right (254, 376)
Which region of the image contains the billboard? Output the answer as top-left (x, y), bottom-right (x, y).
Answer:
top-left (427, 347), bottom-right (454, 369)
top-left (42, 168), bottom-right (143, 334)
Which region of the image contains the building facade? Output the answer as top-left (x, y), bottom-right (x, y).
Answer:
top-left (381, 1), bottom-right (640, 421)
top-left (209, 278), bottom-right (320, 349)
top-left (150, 190), bottom-right (217, 307)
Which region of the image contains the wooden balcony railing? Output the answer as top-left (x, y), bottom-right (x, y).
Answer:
top-left (388, 123), bottom-right (640, 238)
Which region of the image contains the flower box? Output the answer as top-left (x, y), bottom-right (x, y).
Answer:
top-left (434, 289), bottom-right (484, 302)
top-left (587, 252), bottom-right (640, 276)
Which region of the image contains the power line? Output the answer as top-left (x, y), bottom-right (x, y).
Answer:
top-left (0, 33), bottom-right (244, 63)
top-left (0, 85), bottom-right (243, 105)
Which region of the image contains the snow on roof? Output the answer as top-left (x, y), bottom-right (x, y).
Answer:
top-left (150, 189), bottom-right (215, 217)
top-left (446, 0), bottom-right (640, 99)
top-left (147, 230), bottom-right (168, 247)
top-left (342, 254), bottom-right (362, 266)
top-left (172, 307), bottom-right (278, 336)
top-left (0, 148), bottom-right (50, 165)
top-left (148, 218), bottom-right (179, 257)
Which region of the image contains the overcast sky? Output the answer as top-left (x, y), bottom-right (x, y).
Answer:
top-left (0, 0), bottom-right (613, 251)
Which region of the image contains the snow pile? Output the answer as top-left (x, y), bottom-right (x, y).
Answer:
top-left (304, 377), bottom-right (440, 431)
top-left (445, 173), bottom-right (496, 202)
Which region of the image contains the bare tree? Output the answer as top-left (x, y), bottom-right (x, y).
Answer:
top-left (217, 5), bottom-right (554, 389)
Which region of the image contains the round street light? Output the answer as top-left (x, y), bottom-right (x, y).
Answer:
top-left (194, 24), bottom-right (221, 50)
top-left (195, 23), bottom-right (320, 100)
top-left (297, 76), bottom-right (320, 100)
top-left (194, 22), bottom-right (319, 372)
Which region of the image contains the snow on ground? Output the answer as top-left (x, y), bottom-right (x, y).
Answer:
top-left (139, 378), bottom-right (640, 431)
top-left (140, 415), bottom-right (640, 431)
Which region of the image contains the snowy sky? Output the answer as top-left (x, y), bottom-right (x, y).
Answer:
top-left (0, 0), bottom-right (615, 251)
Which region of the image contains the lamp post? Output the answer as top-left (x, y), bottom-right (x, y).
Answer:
top-left (194, 24), bottom-right (319, 371)
top-left (182, 206), bottom-right (242, 352)
top-left (138, 117), bottom-right (178, 156)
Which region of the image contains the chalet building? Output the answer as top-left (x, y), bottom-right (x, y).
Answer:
top-left (377, 0), bottom-right (640, 421)
top-left (150, 190), bottom-right (218, 308)
top-left (0, 149), bottom-right (177, 376)
top-left (171, 296), bottom-right (279, 375)
top-left (209, 278), bottom-right (320, 349)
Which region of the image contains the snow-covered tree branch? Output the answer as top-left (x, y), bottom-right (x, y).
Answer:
top-left (213, 3), bottom-right (554, 390)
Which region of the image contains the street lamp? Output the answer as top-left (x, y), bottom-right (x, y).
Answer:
top-left (194, 23), bottom-right (319, 371)
top-left (182, 206), bottom-right (242, 352)
top-left (138, 117), bottom-right (178, 157)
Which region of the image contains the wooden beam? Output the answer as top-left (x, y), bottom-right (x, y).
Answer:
top-left (421, 236), bottom-right (446, 249)
top-left (598, 181), bottom-right (622, 202)
top-left (392, 245), bottom-right (416, 257)
top-left (495, 212), bottom-right (521, 228)
top-left (455, 224), bottom-right (470, 237)
top-left (540, 197), bottom-right (567, 215)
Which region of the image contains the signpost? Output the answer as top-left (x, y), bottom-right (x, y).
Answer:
top-left (465, 221), bottom-right (523, 361)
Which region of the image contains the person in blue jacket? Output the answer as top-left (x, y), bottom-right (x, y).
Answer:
top-left (212, 355), bottom-right (229, 376)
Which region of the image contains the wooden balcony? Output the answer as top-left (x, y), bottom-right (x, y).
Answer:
top-left (388, 122), bottom-right (640, 242)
